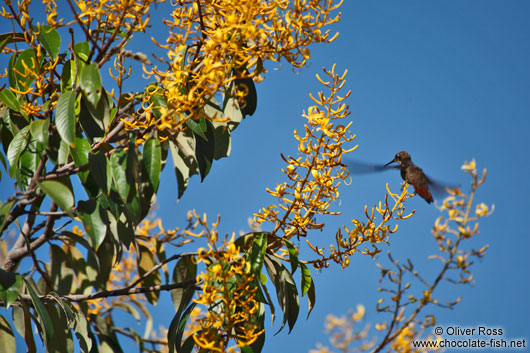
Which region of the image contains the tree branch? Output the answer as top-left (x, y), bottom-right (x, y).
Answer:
top-left (1, 280), bottom-right (198, 307)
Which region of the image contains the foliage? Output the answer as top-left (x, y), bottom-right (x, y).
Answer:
top-left (310, 160), bottom-right (492, 353)
top-left (0, 1), bottom-right (491, 353)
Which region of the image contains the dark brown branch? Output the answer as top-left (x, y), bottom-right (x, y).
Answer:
top-left (2, 280), bottom-right (198, 306)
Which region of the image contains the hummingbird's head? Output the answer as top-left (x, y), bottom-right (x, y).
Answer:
top-left (385, 151), bottom-right (411, 167)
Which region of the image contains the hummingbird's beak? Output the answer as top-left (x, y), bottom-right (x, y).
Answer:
top-left (384, 159), bottom-right (396, 168)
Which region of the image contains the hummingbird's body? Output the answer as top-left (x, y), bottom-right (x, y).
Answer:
top-left (385, 151), bottom-right (433, 203)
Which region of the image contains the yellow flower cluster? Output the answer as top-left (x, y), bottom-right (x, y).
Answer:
top-left (309, 183), bottom-right (415, 269)
top-left (389, 322), bottom-right (440, 353)
top-left (140, 0), bottom-right (342, 134)
top-left (188, 212), bottom-right (262, 352)
top-left (254, 65), bottom-right (355, 241)
top-left (75, 0), bottom-right (155, 33)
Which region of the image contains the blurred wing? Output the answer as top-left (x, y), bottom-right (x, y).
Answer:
top-left (345, 159), bottom-right (398, 174)
top-left (426, 175), bottom-right (459, 198)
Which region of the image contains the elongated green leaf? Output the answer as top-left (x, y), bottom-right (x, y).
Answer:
top-left (0, 32), bottom-right (25, 53)
top-left (23, 278), bottom-right (54, 340)
top-left (195, 120), bottom-right (215, 181)
top-left (300, 263), bottom-right (316, 318)
top-left (264, 254), bottom-right (299, 334)
top-left (0, 89), bottom-right (21, 112)
top-left (142, 137), bottom-right (161, 191)
top-left (186, 117), bottom-right (207, 139)
top-left (12, 304), bottom-right (36, 353)
top-left (223, 96), bottom-right (243, 128)
top-left (77, 200), bottom-right (107, 250)
top-left (80, 63), bottom-right (102, 107)
top-left (0, 315), bottom-right (16, 353)
top-left (50, 245), bottom-right (73, 295)
top-left (30, 118), bottom-right (49, 147)
top-left (110, 149), bottom-right (131, 202)
top-left (7, 125), bottom-right (30, 177)
top-left (169, 138), bottom-right (195, 199)
top-left (56, 91), bottom-right (76, 146)
top-left (180, 335), bottom-right (196, 353)
top-left (284, 239), bottom-right (299, 274)
top-left (74, 311), bottom-right (92, 353)
top-left (37, 25), bottom-right (61, 60)
top-left (88, 150), bottom-right (111, 195)
top-left (171, 255), bottom-right (196, 313)
top-left (45, 302), bottom-right (74, 353)
top-left (248, 233), bottom-right (267, 276)
top-left (0, 199), bottom-right (15, 233)
top-left (37, 180), bottom-right (75, 216)
top-left (137, 243), bottom-right (161, 305)
top-left (168, 303), bottom-right (196, 353)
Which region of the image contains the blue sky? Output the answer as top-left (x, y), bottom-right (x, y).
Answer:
top-left (2, 1), bottom-right (530, 352)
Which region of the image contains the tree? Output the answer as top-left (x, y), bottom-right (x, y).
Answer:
top-left (0, 1), bottom-right (492, 353)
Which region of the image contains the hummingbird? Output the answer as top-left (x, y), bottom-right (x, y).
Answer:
top-left (346, 151), bottom-right (451, 204)
top-left (383, 151), bottom-right (433, 203)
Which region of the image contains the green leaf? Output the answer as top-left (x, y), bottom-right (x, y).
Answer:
top-left (284, 239), bottom-right (299, 274)
top-left (74, 42), bottom-right (90, 62)
top-left (30, 118), bottom-right (49, 147)
top-left (12, 303), bottom-right (36, 353)
top-left (248, 233), bottom-right (267, 276)
top-left (300, 263), bottom-right (316, 318)
top-left (37, 25), bottom-right (61, 60)
top-left (88, 150), bottom-right (111, 195)
top-left (223, 96), bottom-right (243, 128)
top-left (171, 255), bottom-right (196, 312)
top-left (37, 180), bottom-right (75, 217)
top-left (23, 278), bottom-right (54, 340)
top-left (55, 91), bottom-right (76, 146)
top-left (169, 137), bottom-right (196, 199)
top-left (110, 149), bottom-right (131, 202)
top-left (180, 335), bottom-right (196, 353)
top-left (37, 180), bottom-right (75, 216)
top-left (45, 302), bottom-right (74, 353)
top-left (80, 63), bottom-right (102, 107)
top-left (77, 200), bottom-right (107, 250)
top-left (0, 32), bottom-right (25, 53)
top-left (142, 137), bottom-right (161, 192)
top-left (168, 303), bottom-right (196, 353)
top-left (7, 125), bottom-right (30, 178)
top-left (0, 315), bottom-right (16, 353)
top-left (264, 254), bottom-right (299, 334)
top-left (74, 311), bottom-right (92, 353)
top-left (0, 89), bottom-right (21, 112)
top-left (137, 243), bottom-right (161, 305)
top-left (78, 97), bottom-right (104, 142)
top-left (300, 263), bottom-right (312, 297)
top-left (0, 199), bottom-right (15, 233)
top-left (0, 270), bottom-right (22, 309)
top-left (186, 117), bottom-right (207, 140)
top-left (49, 245), bottom-right (73, 295)
top-left (195, 120), bottom-right (215, 181)
top-left (61, 60), bottom-right (75, 92)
